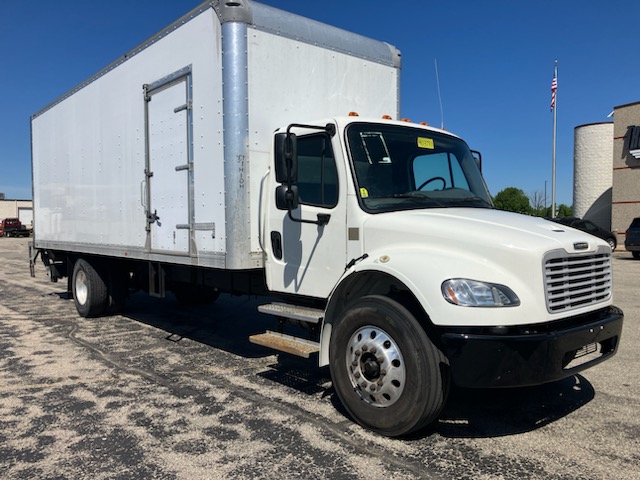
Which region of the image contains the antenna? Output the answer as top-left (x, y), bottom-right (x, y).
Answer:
top-left (434, 58), bottom-right (445, 129)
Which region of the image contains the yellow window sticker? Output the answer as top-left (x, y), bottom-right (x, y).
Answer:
top-left (360, 187), bottom-right (369, 198)
top-left (417, 137), bottom-right (434, 149)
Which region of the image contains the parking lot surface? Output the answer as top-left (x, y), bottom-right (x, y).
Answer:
top-left (1, 237), bottom-right (639, 479)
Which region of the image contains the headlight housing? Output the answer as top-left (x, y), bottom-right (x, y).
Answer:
top-left (442, 279), bottom-right (520, 307)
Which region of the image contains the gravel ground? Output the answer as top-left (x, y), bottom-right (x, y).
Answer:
top-left (0, 237), bottom-right (638, 479)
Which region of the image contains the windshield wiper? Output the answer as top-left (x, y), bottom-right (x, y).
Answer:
top-left (390, 192), bottom-right (448, 207)
top-left (452, 196), bottom-right (494, 207)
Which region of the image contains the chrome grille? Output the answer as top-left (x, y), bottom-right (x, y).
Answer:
top-left (544, 249), bottom-right (612, 313)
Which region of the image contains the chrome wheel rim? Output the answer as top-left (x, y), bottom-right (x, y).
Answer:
top-left (345, 326), bottom-right (405, 407)
top-left (75, 270), bottom-right (88, 306)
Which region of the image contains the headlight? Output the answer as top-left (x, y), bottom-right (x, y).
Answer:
top-left (441, 279), bottom-right (520, 307)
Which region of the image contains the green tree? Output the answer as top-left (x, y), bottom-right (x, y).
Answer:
top-left (556, 204), bottom-right (573, 217)
top-left (493, 187), bottom-right (532, 214)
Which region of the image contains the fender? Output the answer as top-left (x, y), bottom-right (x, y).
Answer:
top-left (319, 243), bottom-right (544, 366)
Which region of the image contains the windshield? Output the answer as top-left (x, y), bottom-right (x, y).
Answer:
top-left (346, 123), bottom-right (493, 213)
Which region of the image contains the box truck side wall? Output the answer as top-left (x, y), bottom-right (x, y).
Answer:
top-left (32, 9), bottom-right (225, 261)
top-left (31, 1), bottom-right (400, 270)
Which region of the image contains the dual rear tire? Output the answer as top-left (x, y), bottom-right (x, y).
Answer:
top-left (72, 258), bottom-right (127, 317)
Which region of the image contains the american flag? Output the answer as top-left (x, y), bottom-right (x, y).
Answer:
top-left (550, 69), bottom-right (557, 111)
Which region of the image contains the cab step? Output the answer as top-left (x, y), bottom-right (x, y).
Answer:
top-left (258, 302), bottom-right (324, 324)
top-left (249, 330), bottom-right (320, 358)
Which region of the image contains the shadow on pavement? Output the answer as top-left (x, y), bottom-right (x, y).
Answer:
top-left (436, 374), bottom-right (595, 438)
top-left (53, 289), bottom-right (597, 439)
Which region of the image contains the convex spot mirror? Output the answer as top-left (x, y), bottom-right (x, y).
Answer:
top-left (276, 184), bottom-right (299, 210)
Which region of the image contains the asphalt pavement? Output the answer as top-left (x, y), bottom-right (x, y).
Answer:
top-left (0, 237), bottom-right (638, 479)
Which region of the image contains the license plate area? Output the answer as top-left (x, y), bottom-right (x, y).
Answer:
top-left (563, 342), bottom-right (600, 370)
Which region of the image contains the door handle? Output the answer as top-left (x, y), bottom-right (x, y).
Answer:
top-left (270, 231), bottom-right (283, 260)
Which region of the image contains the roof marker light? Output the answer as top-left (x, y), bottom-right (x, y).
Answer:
top-left (348, 111), bottom-right (359, 117)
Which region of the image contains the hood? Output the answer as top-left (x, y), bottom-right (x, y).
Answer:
top-left (363, 208), bottom-right (605, 256)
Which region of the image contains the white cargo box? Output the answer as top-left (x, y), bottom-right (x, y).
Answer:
top-left (31, 0), bottom-right (401, 270)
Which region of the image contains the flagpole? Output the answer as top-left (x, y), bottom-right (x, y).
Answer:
top-left (551, 60), bottom-right (558, 218)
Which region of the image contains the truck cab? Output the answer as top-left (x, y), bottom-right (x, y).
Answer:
top-left (259, 116), bottom-right (622, 436)
top-left (0, 218), bottom-right (30, 237)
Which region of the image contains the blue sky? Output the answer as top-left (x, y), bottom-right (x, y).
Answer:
top-left (2, 0), bottom-right (639, 207)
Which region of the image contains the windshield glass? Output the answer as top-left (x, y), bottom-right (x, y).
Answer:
top-left (346, 123), bottom-right (493, 213)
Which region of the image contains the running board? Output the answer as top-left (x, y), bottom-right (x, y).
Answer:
top-left (257, 302), bottom-right (324, 324)
top-left (249, 331), bottom-right (320, 358)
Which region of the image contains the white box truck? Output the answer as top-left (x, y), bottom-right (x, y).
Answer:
top-left (31, 0), bottom-right (623, 437)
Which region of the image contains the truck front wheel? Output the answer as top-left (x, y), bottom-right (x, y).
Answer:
top-left (329, 295), bottom-right (448, 437)
top-left (72, 259), bottom-right (109, 317)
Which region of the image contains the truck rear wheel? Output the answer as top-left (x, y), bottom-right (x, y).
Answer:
top-left (72, 259), bottom-right (109, 317)
top-left (329, 295), bottom-right (448, 437)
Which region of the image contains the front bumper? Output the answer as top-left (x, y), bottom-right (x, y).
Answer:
top-left (439, 306), bottom-right (623, 388)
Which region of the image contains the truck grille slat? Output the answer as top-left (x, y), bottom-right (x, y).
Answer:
top-left (544, 250), bottom-right (612, 313)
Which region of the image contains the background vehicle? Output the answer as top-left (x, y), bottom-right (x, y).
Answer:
top-left (0, 218), bottom-right (30, 237)
top-left (624, 217), bottom-right (640, 258)
top-left (549, 217), bottom-right (617, 250)
top-left (29, 0), bottom-right (623, 437)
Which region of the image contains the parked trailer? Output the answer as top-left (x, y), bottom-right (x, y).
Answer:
top-left (31, 0), bottom-right (623, 437)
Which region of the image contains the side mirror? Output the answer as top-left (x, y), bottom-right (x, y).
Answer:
top-left (276, 185), bottom-right (299, 210)
top-left (274, 132), bottom-right (297, 184)
top-left (471, 150), bottom-right (482, 171)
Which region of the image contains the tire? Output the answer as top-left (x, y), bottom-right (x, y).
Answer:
top-left (72, 259), bottom-right (108, 317)
top-left (633, 252), bottom-right (640, 260)
top-left (329, 295), bottom-right (449, 437)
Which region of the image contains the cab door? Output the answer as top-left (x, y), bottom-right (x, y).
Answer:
top-left (265, 131), bottom-right (347, 298)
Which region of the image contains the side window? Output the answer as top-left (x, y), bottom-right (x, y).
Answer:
top-left (412, 153), bottom-right (470, 191)
top-left (297, 134), bottom-right (338, 208)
